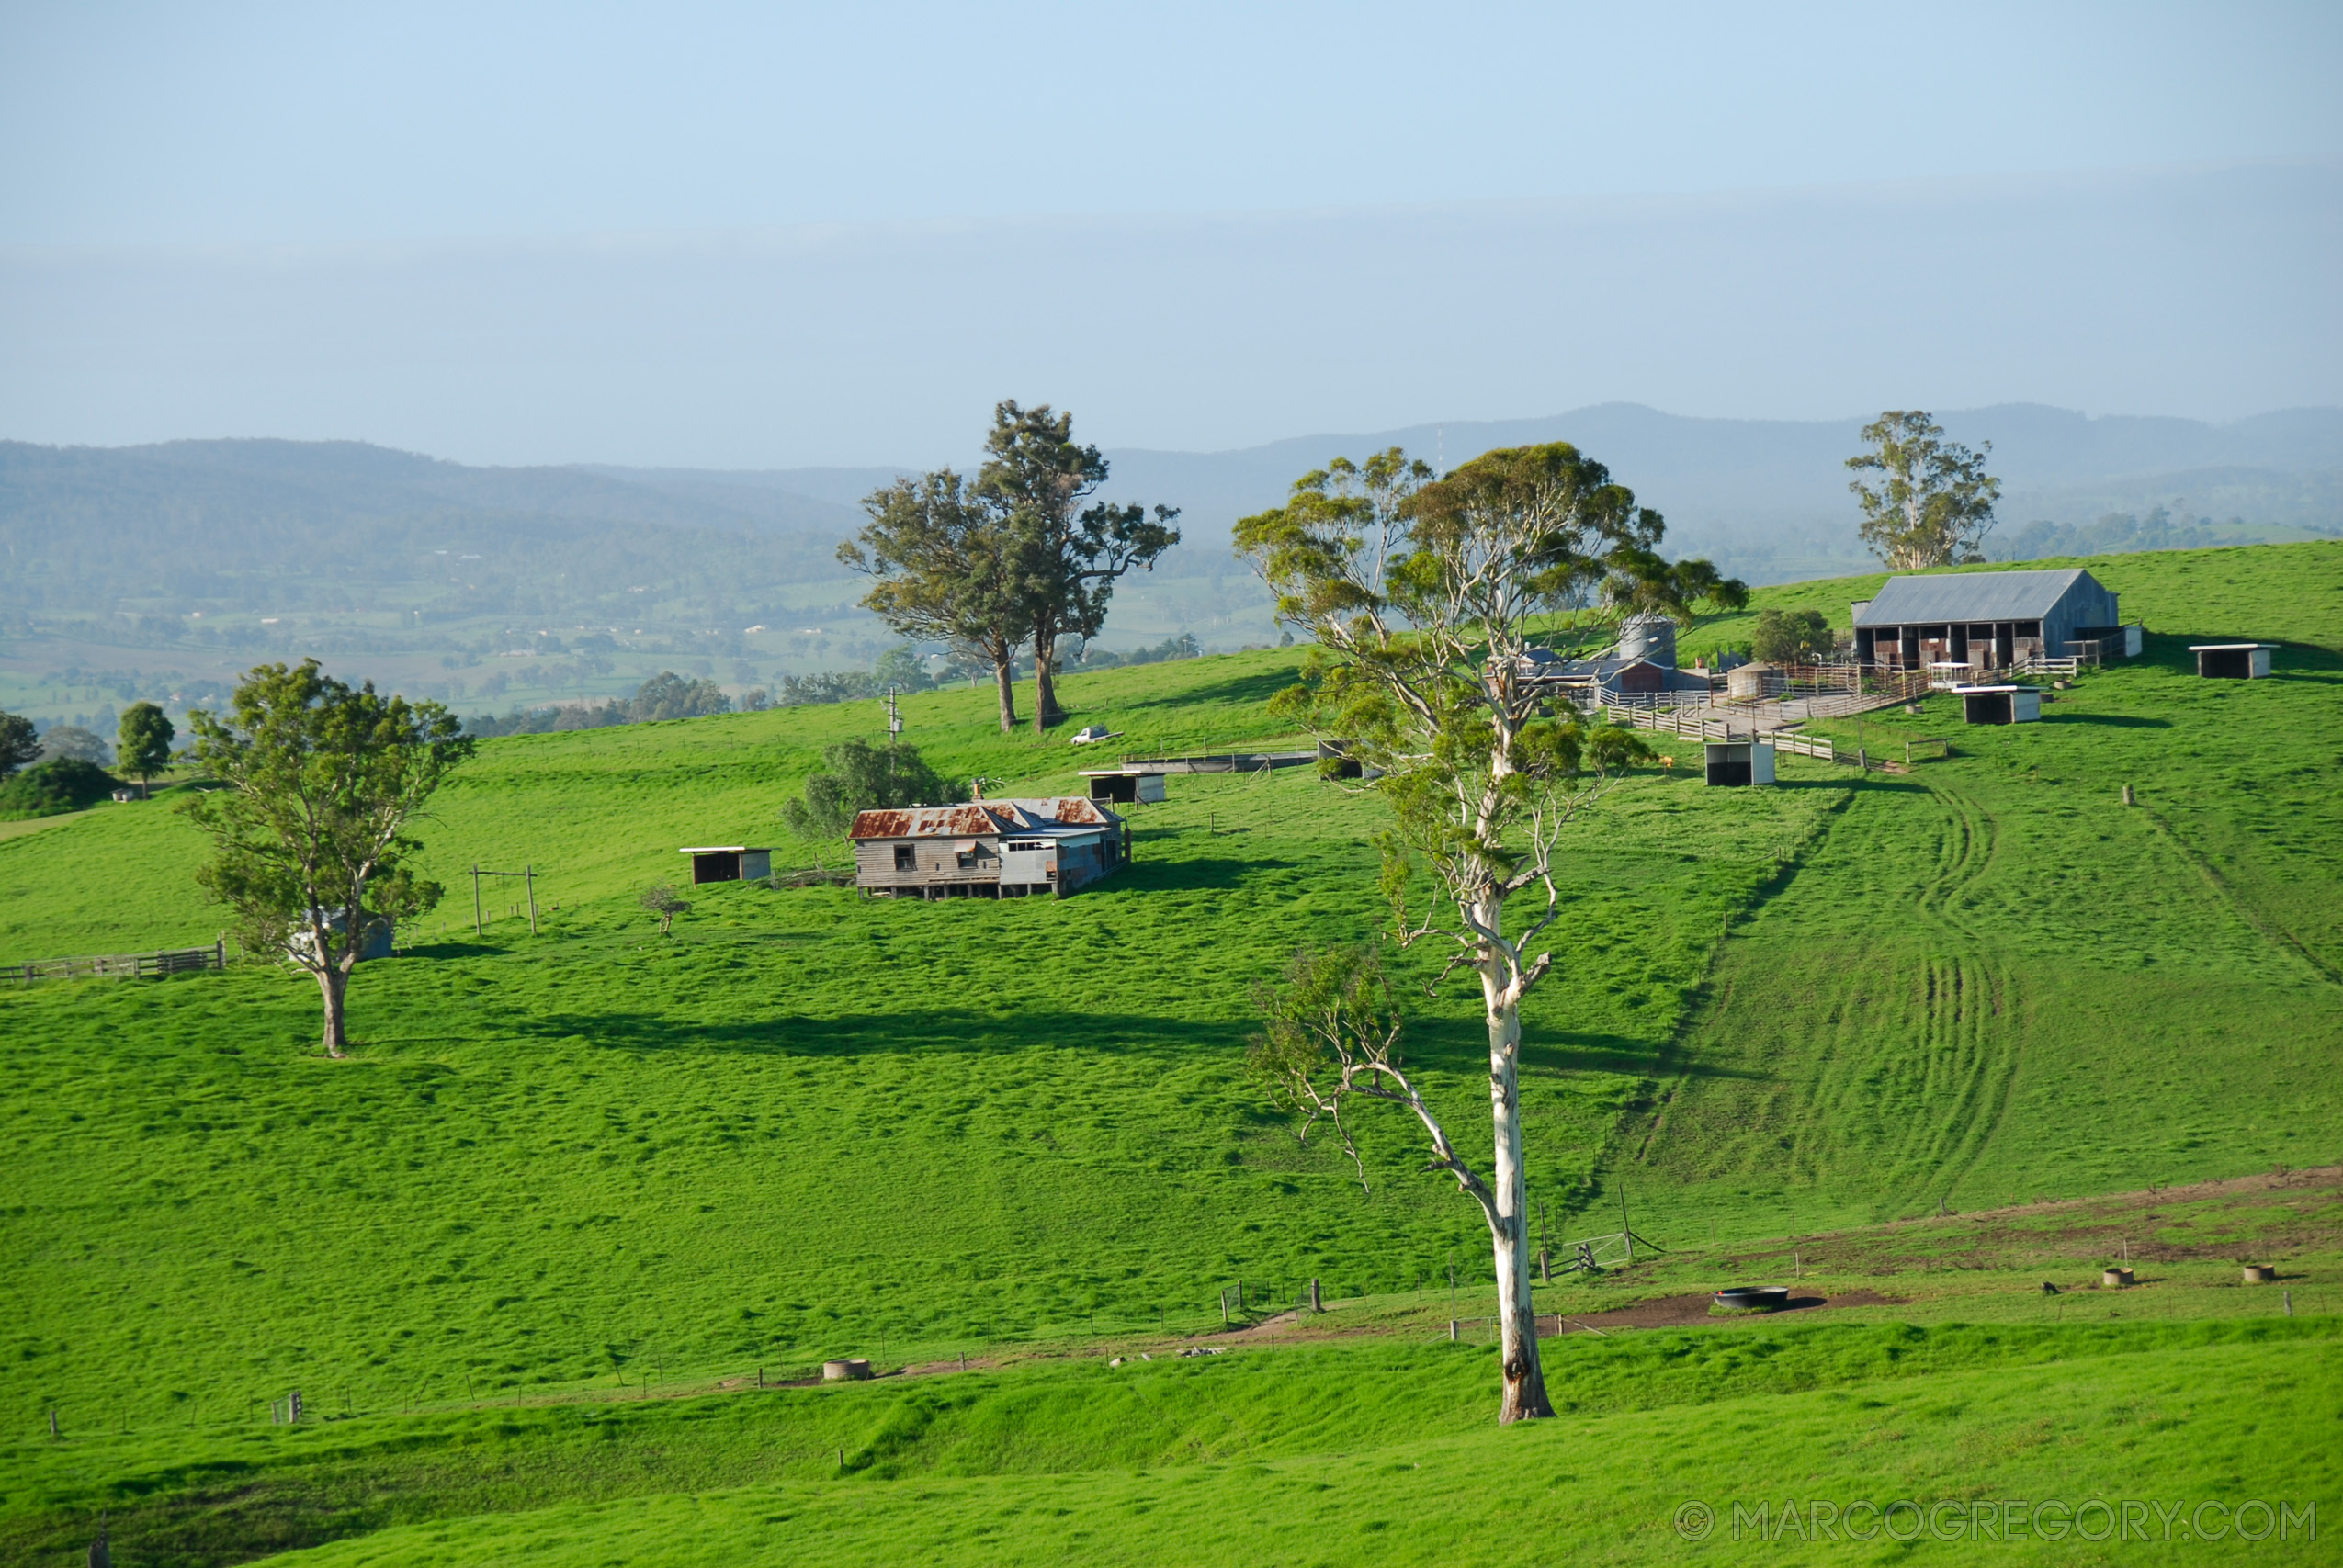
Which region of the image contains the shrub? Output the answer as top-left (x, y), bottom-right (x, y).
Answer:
top-left (0, 757), bottom-right (125, 818)
top-left (782, 740), bottom-right (949, 843)
top-left (1750, 608), bottom-right (1833, 665)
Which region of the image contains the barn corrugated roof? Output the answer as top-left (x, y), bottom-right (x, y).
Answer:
top-left (1853, 569), bottom-right (2100, 626)
top-left (848, 797), bottom-right (1121, 840)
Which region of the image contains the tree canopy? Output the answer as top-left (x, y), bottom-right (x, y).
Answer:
top-left (186, 660), bottom-right (473, 1058)
top-left (118, 702), bottom-right (175, 796)
top-left (1847, 411), bottom-right (2001, 569)
top-left (978, 401), bottom-right (1181, 733)
top-left (842, 469), bottom-right (1029, 732)
top-left (0, 710), bottom-right (38, 779)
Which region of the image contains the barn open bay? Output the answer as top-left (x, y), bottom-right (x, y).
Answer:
top-left (0, 541), bottom-right (2338, 1561)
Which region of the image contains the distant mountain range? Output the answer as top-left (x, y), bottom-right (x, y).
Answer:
top-left (5, 404), bottom-right (2338, 630)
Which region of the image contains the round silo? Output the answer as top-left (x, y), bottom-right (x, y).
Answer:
top-left (1618, 613), bottom-right (1678, 668)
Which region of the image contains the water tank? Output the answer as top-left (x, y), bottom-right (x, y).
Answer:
top-left (1618, 614), bottom-right (1678, 668)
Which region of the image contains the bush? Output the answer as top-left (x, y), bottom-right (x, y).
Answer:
top-left (0, 757), bottom-right (125, 818)
top-left (1750, 608), bottom-right (1834, 666)
top-left (782, 740), bottom-right (949, 843)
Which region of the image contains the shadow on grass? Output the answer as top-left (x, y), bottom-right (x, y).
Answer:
top-left (1117, 669), bottom-right (1302, 712)
top-left (2039, 713), bottom-right (2171, 728)
top-left (506, 1002), bottom-right (1768, 1083)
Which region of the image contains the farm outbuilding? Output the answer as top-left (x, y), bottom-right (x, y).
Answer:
top-left (1952, 684), bottom-right (2042, 725)
top-left (1080, 770), bottom-right (1167, 805)
top-left (1851, 569), bottom-right (2129, 671)
top-left (850, 797), bottom-right (1128, 899)
top-left (2189, 644), bottom-right (2275, 679)
top-left (681, 847), bottom-right (773, 884)
top-left (1705, 739), bottom-right (1775, 786)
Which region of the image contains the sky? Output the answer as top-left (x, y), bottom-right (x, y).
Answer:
top-left (3, 1), bottom-right (2339, 466)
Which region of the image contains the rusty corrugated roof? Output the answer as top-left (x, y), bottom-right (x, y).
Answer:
top-left (847, 797), bottom-right (1120, 840)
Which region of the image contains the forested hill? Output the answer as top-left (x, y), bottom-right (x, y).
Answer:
top-left (0, 439), bottom-right (870, 623)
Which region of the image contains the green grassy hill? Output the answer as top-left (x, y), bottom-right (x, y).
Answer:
top-left (2, 540), bottom-right (2338, 1563)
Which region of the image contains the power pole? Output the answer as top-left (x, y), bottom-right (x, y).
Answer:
top-left (472, 864), bottom-right (482, 936)
top-left (524, 865), bottom-right (538, 935)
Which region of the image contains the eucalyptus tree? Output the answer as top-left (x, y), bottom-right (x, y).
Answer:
top-left (1846, 411), bottom-right (2001, 569)
top-left (1238, 443), bottom-right (1732, 1424)
top-left (976, 401), bottom-right (1180, 732)
top-left (841, 470), bottom-right (1029, 732)
top-left (186, 660), bottom-right (472, 1058)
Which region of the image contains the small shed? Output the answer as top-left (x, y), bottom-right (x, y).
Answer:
top-left (1952, 684), bottom-right (2041, 725)
top-left (1725, 662), bottom-right (1783, 700)
top-left (681, 846), bottom-right (774, 884)
top-left (1704, 739), bottom-right (1775, 787)
top-left (2188, 644), bottom-right (2275, 680)
top-left (1081, 770), bottom-right (1167, 804)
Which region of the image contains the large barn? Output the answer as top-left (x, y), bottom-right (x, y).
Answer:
top-left (1851, 569), bottom-right (2125, 671)
top-left (849, 797), bottom-right (1129, 899)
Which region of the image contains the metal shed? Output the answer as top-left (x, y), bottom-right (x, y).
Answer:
top-left (1704, 739), bottom-right (1775, 786)
top-left (1851, 568), bottom-right (2127, 671)
top-left (1080, 770), bottom-right (1168, 804)
top-left (2188, 644), bottom-right (2275, 679)
top-left (681, 846), bottom-right (774, 884)
top-left (1952, 684), bottom-right (2042, 725)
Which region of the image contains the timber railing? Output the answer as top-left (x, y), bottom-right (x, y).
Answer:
top-left (2, 940), bottom-right (226, 984)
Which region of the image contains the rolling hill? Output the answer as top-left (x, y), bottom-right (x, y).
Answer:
top-left (0, 540), bottom-right (2337, 1564)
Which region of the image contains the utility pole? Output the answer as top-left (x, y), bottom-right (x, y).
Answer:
top-left (472, 864), bottom-right (482, 935)
top-left (1621, 1183), bottom-right (1633, 1264)
top-left (885, 687), bottom-right (902, 739)
top-left (524, 865), bottom-right (538, 935)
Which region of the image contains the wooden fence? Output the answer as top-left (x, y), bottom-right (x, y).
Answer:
top-left (2, 941), bottom-right (226, 984)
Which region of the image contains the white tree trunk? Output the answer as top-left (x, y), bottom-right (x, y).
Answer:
top-left (1480, 945), bottom-right (1556, 1424)
top-left (316, 964), bottom-right (349, 1059)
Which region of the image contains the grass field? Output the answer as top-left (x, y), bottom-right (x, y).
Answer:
top-left (2, 540), bottom-right (2338, 1563)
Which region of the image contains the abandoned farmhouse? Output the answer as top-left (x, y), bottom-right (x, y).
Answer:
top-left (1851, 568), bottom-right (2129, 671)
top-left (849, 796), bottom-right (1130, 898)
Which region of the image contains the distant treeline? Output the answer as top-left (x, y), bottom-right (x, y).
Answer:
top-left (1991, 506), bottom-right (2330, 563)
top-left (461, 632), bottom-right (1208, 738)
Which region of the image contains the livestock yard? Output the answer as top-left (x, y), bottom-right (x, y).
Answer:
top-left (1, 542), bottom-right (2338, 1564)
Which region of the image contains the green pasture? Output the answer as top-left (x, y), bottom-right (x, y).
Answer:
top-left (1, 539), bottom-right (2338, 1563)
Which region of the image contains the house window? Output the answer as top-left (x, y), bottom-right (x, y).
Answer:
top-left (956, 851), bottom-right (979, 869)
top-left (893, 844), bottom-right (916, 871)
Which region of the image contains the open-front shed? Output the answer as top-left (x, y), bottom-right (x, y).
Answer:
top-left (681, 847), bottom-right (773, 884)
top-left (849, 797), bottom-right (1129, 899)
top-left (1952, 684), bottom-right (2042, 725)
top-left (2189, 644), bottom-right (2276, 679)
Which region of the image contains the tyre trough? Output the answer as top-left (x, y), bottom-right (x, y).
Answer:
top-left (1712, 1286), bottom-right (1791, 1314)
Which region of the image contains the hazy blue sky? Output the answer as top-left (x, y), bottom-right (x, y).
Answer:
top-left (3, 2), bottom-right (2339, 465)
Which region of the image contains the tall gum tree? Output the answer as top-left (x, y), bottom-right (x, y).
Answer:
top-left (977, 401), bottom-right (1180, 733)
top-left (1846, 410), bottom-right (2002, 569)
top-left (187, 661), bottom-right (471, 1057)
top-left (841, 470), bottom-right (1029, 732)
top-left (1237, 444), bottom-right (1739, 1423)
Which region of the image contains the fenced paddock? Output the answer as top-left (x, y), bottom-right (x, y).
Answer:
top-left (3, 940), bottom-right (226, 984)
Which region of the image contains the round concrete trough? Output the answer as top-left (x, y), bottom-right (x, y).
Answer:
top-left (2243, 1264), bottom-right (2277, 1284)
top-left (821, 1359), bottom-right (873, 1382)
top-left (1713, 1286), bottom-right (1791, 1314)
top-left (2102, 1268), bottom-right (2134, 1289)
